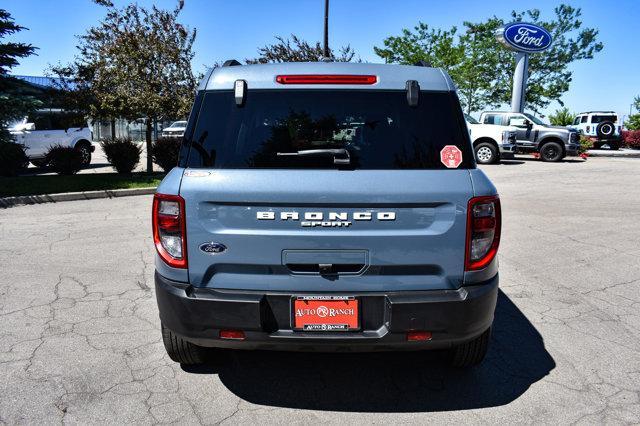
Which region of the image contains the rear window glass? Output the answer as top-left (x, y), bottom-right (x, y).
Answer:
top-left (591, 115), bottom-right (617, 123)
top-left (183, 90), bottom-right (474, 170)
top-left (483, 114), bottom-right (504, 125)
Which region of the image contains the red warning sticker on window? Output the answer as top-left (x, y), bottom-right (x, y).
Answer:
top-left (440, 145), bottom-right (463, 168)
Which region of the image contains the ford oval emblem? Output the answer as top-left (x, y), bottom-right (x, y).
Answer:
top-left (496, 22), bottom-right (552, 53)
top-left (199, 242), bottom-right (226, 255)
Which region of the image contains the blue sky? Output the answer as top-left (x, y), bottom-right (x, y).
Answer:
top-left (4, 0), bottom-right (639, 120)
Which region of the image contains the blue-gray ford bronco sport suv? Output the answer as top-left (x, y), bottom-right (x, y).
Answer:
top-left (153, 61), bottom-right (501, 368)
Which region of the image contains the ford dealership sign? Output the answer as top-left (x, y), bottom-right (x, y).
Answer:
top-left (496, 22), bottom-right (552, 53)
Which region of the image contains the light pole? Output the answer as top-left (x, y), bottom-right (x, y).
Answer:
top-left (322, 0), bottom-right (330, 61)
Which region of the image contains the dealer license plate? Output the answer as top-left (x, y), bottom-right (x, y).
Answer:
top-left (292, 296), bottom-right (359, 331)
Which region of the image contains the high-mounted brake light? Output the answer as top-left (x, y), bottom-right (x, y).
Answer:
top-left (153, 193), bottom-right (187, 268)
top-left (275, 74), bottom-right (377, 85)
top-left (465, 195), bottom-right (501, 271)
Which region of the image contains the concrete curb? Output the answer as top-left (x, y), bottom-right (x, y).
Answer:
top-left (0, 187), bottom-right (157, 208)
top-left (586, 149), bottom-right (640, 158)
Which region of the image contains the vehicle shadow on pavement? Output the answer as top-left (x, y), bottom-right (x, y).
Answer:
top-left (185, 290), bottom-right (555, 412)
top-left (493, 160), bottom-right (525, 166)
top-left (518, 157), bottom-right (585, 164)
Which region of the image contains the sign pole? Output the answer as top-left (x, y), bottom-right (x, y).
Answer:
top-left (496, 22), bottom-right (552, 113)
top-left (511, 52), bottom-right (529, 113)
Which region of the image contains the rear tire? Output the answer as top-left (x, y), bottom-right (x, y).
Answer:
top-left (475, 142), bottom-right (498, 164)
top-left (449, 327), bottom-right (491, 368)
top-left (608, 142), bottom-right (620, 151)
top-left (161, 324), bottom-right (206, 365)
top-left (539, 141), bottom-right (563, 162)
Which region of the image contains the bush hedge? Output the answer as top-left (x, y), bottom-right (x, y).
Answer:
top-left (0, 142), bottom-right (29, 177)
top-left (622, 130), bottom-right (640, 149)
top-left (578, 135), bottom-right (593, 155)
top-left (152, 137), bottom-right (181, 172)
top-left (101, 138), bottom-right (142, 174)
top-left (46, 145), bottom-right (83, 175)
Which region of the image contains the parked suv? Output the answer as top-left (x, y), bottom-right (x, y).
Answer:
top-left (464, 114), bottom-right (517, 164)
top-left (153, 62), bottom-right (501, 368)
top-left (9, 109), bottom-right (94, 167)
top-left (570, 111), bottom-right (622, 150)
top-left (479, 111), bottom-right (580, 162)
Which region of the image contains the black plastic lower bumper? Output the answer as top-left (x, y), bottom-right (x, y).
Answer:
top-left (155, 272), bottom-right (499, 352)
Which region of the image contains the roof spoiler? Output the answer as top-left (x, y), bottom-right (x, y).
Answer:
top-left (222, 59), bottom-right (241, 67)
top-left (413, 60), bottom-right (432, 67)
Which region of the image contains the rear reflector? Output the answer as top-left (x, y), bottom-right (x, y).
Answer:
top-left (220, 330), bottom-right (246, 340)
top-left (275, 74), bottom-right (377, 85)
top-left (407, 331), bottom-right (432, 341)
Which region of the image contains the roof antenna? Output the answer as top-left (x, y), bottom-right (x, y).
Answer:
top-left (321, 0), bottom-right (331, 62)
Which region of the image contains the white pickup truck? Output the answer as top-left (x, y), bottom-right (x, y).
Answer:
top-left (464, 114), bottom-right (517, 164)
top-left (9, 109), bottom-right (94, 167)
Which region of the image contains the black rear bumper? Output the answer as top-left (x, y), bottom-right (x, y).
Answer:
top-left (155, 271), bottom-right (498, 352)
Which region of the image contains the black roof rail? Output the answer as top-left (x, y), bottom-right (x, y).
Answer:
top-left (414, 60), bottom-right (432, 67)
top-left (222, 59), bottom-right (242, 67)
top-left (579, 111), bottom-right (616, 114)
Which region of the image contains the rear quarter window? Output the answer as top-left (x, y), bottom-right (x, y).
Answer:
top-left (182, 90), bottom-right (474, 170)
top-left (591, 115), bottom-right (617, 123)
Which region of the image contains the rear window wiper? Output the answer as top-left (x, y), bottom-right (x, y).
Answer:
top-left (276, 148), bottom-right (351, 165)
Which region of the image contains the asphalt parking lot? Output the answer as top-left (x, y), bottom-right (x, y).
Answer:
top-left (1, 157), bottom-right (639, 424)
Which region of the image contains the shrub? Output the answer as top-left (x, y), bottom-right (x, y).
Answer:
top-left (101, 138), bottom-right (142, 174)
top-left (578, 135), bottom-right (593, 155)
top-left (0, 141), bottom-right (29, 177)
top-left (152, 137), bottom-right (181, 172)
top-left (46, 145), bottom-right (83, 175)
top-left (622, 130), bottom-right (640, 149)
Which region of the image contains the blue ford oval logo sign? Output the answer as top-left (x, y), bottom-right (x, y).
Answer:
top-left (199, 242), bottom-right (226, 254)
top-left (496, 22), bottom-right (552, 53)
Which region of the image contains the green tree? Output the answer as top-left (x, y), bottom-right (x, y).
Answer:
top-left (375, 4), bottom-right (603, 114)
top-left (53, 1), bottom-right (197, 172)
top-left (624, 96), bottom-right (640, 130)
top-left (246, 34), bottom-right (356, 63)
top-left (548, 107), bottom-right (575, 126)
top-left (374, 22), bottom-right (500, 114)
top-left (0, 9), bottom-right (40, 144)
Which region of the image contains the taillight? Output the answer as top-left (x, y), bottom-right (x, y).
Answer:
top-left (153, 193), bottom-right (187, 268)
top-left (275, 74), bottom-right (377, 85)
top-left (465, 195), bottom-right (501, 271)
